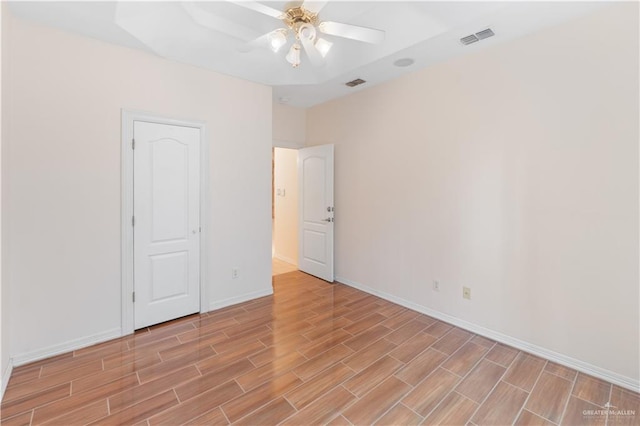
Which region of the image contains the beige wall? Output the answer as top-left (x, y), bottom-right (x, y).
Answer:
top-left (307, 3), bottom-right (639, 387)
top-left (0, 0), bottom-right (8, 397)
top-left (3, 13), bottom-right (272, 363)
top-left (273, 148), bottom-right (298, 265)
top-left (273, 103), bottom-right (306, 147)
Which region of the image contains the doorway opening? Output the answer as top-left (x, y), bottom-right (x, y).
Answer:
top-left (272, 147), bottom-right (299, 276)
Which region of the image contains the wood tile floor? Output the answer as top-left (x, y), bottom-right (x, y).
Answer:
top-left (2, 271), bottom-right (639, 425)
top-left (272, 259), bottom-right (298, 276)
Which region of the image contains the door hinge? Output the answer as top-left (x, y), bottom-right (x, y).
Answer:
top-left (132, 138), bottom-right (135, 150)
top-left (132, 216), bottom-right (135, 227)
top-left (132, 292), bottom-right (135, 302)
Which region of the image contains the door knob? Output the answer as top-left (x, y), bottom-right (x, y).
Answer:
top-left (323, 218), bottom-right (333, 222)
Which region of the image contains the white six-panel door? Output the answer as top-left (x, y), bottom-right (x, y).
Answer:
top-left (133, 121), bottom-right (201, 329)
top-left (298, 144), bottom-right (334, 282)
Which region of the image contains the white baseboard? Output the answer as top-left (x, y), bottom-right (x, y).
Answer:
top-left (273, 253), bottom-right (297, 266)
top-left (209, 288), bottom-right (274, 312)
top-left (336, 275), bottom-right (639, 393)
top-left (6, 286), bottom-right (272, 371)
top-left (11, 327), bottom-right (122, 367)
top-left (1, 358), bottom-right (13, 401)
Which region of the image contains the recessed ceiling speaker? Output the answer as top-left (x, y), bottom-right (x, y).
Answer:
top-left (393, 58), bottom-right (415, 67)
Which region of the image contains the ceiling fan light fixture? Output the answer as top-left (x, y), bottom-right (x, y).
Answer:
top-left (268, 29), bottom-right (288, 53)
top-left (298, 23), bottom-right (317, 41)
top-left (315, 37), bottom-right (333, 57)
top-left (286, 43), bottom-right (301, 67)
top-left (235, 3), bottom-right (384, 68)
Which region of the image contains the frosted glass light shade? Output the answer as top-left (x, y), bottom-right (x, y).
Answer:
top-left (268, 29), bottom-right (287, 53)
top-left (286, 43), bottom-right (301, 67)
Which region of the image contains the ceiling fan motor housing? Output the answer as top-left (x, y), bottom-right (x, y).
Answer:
top-left (283, 7), bottom-right (318, 33)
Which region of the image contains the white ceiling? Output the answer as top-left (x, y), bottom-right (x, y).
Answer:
top-left (8, 1), bottom-right (608, 108)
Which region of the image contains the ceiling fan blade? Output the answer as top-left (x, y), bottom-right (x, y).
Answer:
top-left (299, 32), bottom-right (326, 67)
top-left (227, 1), bottom-right (284, 19)
top-left (237, 32), bottom-right (272, 52)
top-left (302, 1), bottom-right (329, 14)
top-left (319, 21), bottom-right (385, 44)
top-left (182, 2), bottom-right (260, 41)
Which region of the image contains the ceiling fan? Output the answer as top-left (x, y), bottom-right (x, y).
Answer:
top-left (220, 1), bottom-right (385, 68)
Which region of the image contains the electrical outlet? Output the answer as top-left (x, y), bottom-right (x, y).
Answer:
top-left (433, 280), bottom-right (440, 292)
top-left (232, 268), bottom-right (240, 279)
top-left (463, 286), bottom-right (471, 300)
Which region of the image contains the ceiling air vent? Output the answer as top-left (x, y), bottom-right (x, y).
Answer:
top-left (460, 28), bottom-right (495, 46)
top-left (476, 28), bottom-right (495, 40)
top-left (460, 34), bottom-right (479, 45)
top-left (345, 78), bottom-right (366, 87)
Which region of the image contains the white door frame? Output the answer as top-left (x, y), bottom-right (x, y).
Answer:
top-left (121, 110), bottom-right (209, 335)
top-left (273, 139), bottom-right (304, 150)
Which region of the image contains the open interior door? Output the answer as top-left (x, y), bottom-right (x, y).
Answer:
top-left (298, 144), bottom-right (334, 282)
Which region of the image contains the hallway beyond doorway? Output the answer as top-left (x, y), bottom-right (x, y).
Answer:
top-left (273, 258), bottom-right (297, 276)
